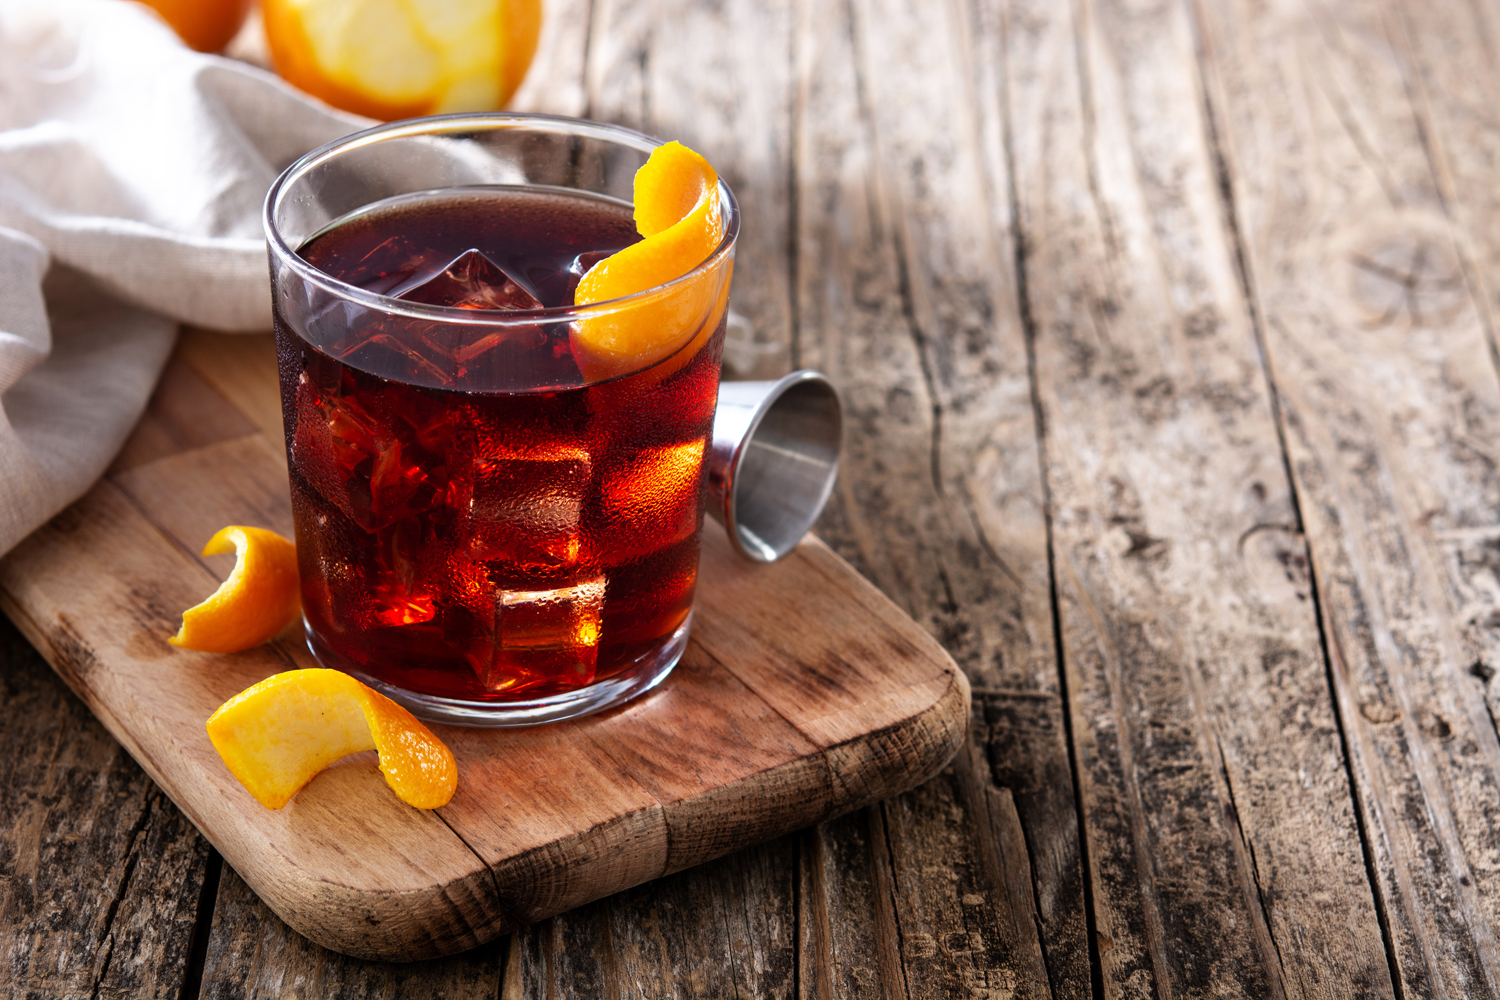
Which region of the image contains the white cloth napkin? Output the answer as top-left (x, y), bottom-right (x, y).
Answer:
top-left (0, 0), bottom-right (364, 556)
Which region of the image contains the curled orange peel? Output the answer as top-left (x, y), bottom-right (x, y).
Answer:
top-left (571, 141), bottom-right (732, 381)
top-left (170, 526), bottom-right (301, 653)
top-left (207, 668), bottom-right (458, 810)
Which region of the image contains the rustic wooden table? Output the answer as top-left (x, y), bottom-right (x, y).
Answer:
top-left (6, 0), bottom-right (1500, 995)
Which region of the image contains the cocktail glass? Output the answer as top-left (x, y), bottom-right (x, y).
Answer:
top-left (263, 114), bottom-right (738, 726)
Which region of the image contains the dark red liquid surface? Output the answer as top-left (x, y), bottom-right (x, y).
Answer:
top-left (275, 188), bottom-right (725, 701)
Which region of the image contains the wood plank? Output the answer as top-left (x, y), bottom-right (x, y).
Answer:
top-left (0, 615), bottom-right (211, 1000)
top-left (882, 755), bottom-right (1053, 999)
top-left (1397, 14), bottom-right (1500, 986)
top-left (579, 644), bottom-right (830, 876)
top-left (954, 721), bottom-right (1055, 998)
top-left (710, 839), bottom-right (801, 1000)
top-left (972, 687), bottom-right (1082, 995)
top-left (504, 836), bottom-right (798, 999)
top-left (507, 913), bottom-right (613, 999)
top-left (587, 0), bottom-right (796, 379)
top-left (199, 866), bottom-right (505, 1000)
top-left (692, 533), bottom-right (961, 750)
top-left (610, 838), bottom-right (798, 1000)
top-left (791, 0), bottom-right (1085, 993)
top-left (1192, 0), bottom-right (1500, 993)
top-left (112, 433), bottom-right (296, 579)
top-left (798, 811), bottom-right (890, 999)
top-left (997, 0), bottom-right (1395, 994)
top-left (176, 330), bottom-right (287, 449)
top-left (109, 348), bottom-right (258, 475)
top-left (1394, 0), bottom-right (1500, 345)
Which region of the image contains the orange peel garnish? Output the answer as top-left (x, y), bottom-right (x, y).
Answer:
top-left (571, 141), bottom-right (732, 382)
top-left (170, 526), bottom-right (301, 653)
top-left (207, 668), bottom-right (458, 810)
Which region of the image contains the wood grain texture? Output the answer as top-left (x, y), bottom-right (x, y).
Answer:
top-left (997, 0), bottom-right (1393, 995)
top-left (790, 0), bottom-right (1089, 993)
top-left (177, 329), bottom-right (287, 450)
top-left (1193, 0), bottom-right (1500, 994)
top-left (0, 330), bottom-right (968, 963)
top-left (199, 867), bottom-right (505, 1000)
top-left (108, 350), bottom-right (259, 475)
top-left (880, 753), bottom-right (1053, 999)
top-left (799, 810), bottom-right (890, 999)
top-left (506, 836), bottom-right (799, 1000)
top-left (0, 615), bottom-right (211, 1000)
top-left (588, 0), bottom-right (796, 380)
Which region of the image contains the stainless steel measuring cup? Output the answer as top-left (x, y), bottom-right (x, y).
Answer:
top-left (707, 370), bottom-right (842, 562)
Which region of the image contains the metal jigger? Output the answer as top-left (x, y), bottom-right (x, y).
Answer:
top-left (707, 371), bottom-right (842, 562)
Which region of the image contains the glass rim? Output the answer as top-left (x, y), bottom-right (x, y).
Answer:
top-left (262, 112), bottom-right (740, 327)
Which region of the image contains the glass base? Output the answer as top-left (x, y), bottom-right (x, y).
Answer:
top-left (304, 612), bottom-right (690, 727)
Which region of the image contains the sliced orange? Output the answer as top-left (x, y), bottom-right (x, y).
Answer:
top-left (137, 0), bottom-right (253, 53)
top-left (171, 527), bottom-right (301, 653)
top-left (207, 668), bottom-right (458, 809)
top-left (261, 0), bottom-right (542, 121)
top-left (571, 141), bottom-right (732, 382)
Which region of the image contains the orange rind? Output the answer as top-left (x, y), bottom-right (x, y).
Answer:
top-left (207, 668), bottom-right (458, 810)
top-left (261, 0), bottom-right (542, 120)
top-left (571, 141), bottom-right (732, 382)
top-left (170, 526), bottom-right (301, 654)
top-left (138, 0), bottom-right (253, 53)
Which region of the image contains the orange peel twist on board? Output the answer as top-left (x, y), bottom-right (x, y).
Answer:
top-left (170, 526), bottom-right (301, 653)
top-left (207, 669), bottom-right (458, 810)
top-left (571, 140), bottom-right (732, 382)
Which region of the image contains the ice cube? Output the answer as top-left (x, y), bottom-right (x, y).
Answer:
top-left (502, 576), bottom-right (605, 649)
top-left (335, 332), bottom-right (459, 389)
top-left (397, 249), bottom-right (543, 311)
top-left (351, 235), bottom-right (439, 296)
top-left (367, 579), bottom-right (437, 627)
top-left (289, 478), bottom-right (438, 632)
top-left (366, 436), bottom-right (449, 529)
top-left (292, 288), bottom-right (461, 388)
top-left (596, 438), bottom-right (707, 562)
top-left (291, 372), bottom-right (373, 520)
top-left (290, 373), bottom-right (451, 532)
top-left (466, 575), bottom-right (606, 694)
top-left (461, 443), bottom-right (592, 568)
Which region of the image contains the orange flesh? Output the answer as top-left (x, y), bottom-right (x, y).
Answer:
top-left (261, 0), bottom-right (542, 120)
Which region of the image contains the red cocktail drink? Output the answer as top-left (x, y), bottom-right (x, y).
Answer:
top-left (265, 117), bottom-right (737, 725)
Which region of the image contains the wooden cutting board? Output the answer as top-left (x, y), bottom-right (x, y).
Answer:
top-left (0, 330), bottom-right (969, 962)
